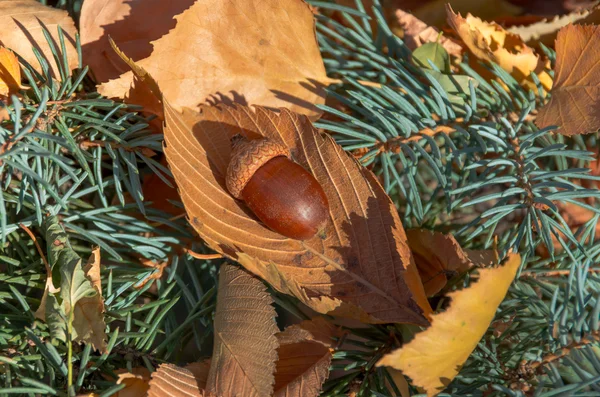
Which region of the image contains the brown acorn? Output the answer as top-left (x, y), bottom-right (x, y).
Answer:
top-left (226, 135), bottom-right (329, 240)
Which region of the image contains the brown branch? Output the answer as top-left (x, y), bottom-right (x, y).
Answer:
top-left (19, 223), bottom-right (50, 274)
top-left (374, 125), bottom-right (457, 156)
top-left (184, 249), bottom-right (223, 260)
top-left (521, 268), bottom-right (600, 278)
top-left (78, 140), bottom-right (157, 157)
top-left (530, 332), bottom-right (600, 371)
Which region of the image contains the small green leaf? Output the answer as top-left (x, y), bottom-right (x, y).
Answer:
top-left (423, 69), bottom-right (477, 105)
top-left (46, 293), bottom-right (67, 342)
top-left (412, 42), bottom-right (450, 73)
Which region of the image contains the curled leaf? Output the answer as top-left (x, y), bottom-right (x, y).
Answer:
top-left (377, 253), bottom-right (521, 396)
top-left (207, 263), bottom-right (279, 397)
top-left (163, 101), bottom-right (430, 325)
top-left (536, 25), bottom-right (600, 136)
top-left (99, 0), bottom-right (329, 120)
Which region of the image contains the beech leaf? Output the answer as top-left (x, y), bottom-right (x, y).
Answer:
top-left (163, 100), bottom-right (431, 325)
top-left (207, 263), bottom-right (279, 397)
top-left (0, 0), bottom-right (78, 76)
top-left (536, 25), bottom-right (600, 136)
top-left (377, 253), bottom-right (522, 396)
top-left (394, 10), bottom-right (462, 57)
top-left (407, 229), bottom-right (496, 296)
top-left (412, 41), bottom-right (450, 72)
top-left (0, 47), bottom-right (20, 98)
top-left (98, 0), bottom-right (329, 120)
top-left (148, 362), bottom-right (214, 397)
top-left (274, 317), bottom-right (342, 397)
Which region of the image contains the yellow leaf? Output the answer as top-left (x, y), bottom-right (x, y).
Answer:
top-left (98, 0), bottom-right (329, 120)
top-left (0, 0), bottom-right (78, 76)
top-left (377, 253), bottom-right (522, 396)
top-left (112, 368), bottom-right (151, 397)
top-left (207, 263), bottom-right (279, 397)
top-left (0, 47), bottom-right (20, 98)
top-left (148, 361), bottom-right (214, 397)
top-left (536, 25), bottom-right (600, 136)
top-left (72, 247), bottom-right (108, 353)
top-left (446, 5), bottom-right (550, 91)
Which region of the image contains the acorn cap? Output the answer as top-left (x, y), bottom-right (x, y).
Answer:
top-left (226, 135), bottom-right (290, 199)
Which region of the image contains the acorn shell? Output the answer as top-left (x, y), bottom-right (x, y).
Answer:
top-left (226, 136), bottom-right (290, 199)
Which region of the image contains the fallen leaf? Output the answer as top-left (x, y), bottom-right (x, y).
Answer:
top-left (377, 253), bottom-right (522, 396)
top-left (163, 100), bottom-right (431, 324)
top-left (99, 0), bottom-right (329, 120)
top-left (112, 368), bottom-right (152, 397)
top-left (207, 263), bottom-right (279, 397)
top-left (394, 9), bottom-right (462, 57)
top-left (422, 69), bottom-right (476, 105)
top-left (536, 25), bottom-right (600, 136)
top-left (407, 229), bottom-right (496, 296)
top-left (508, 6), bottom-right (600, 46)
top-left (446, 5), bottom-right (551, 91)
top-left (72, 247), bottom-right (107, 353)
top-left (80, 0), bottom-right (196, 83)
top-left (148, 361), bottom-right (214, 397)
top-left (0, 0), bottom-right (78, 77)
top-left (274, 317), bottom-right (342, 397)
top-left (413, 41), bottom-right (451, 72)
top-left (415, 0), bottom-right (521, 27)
top-left (384, 367), bottom-right (411, 397)
top-left (0, 47), bottom-right (20, 98)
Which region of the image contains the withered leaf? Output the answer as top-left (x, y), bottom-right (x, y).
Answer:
top-left (163, 100), bottom-right (430, 325)
top-left (378, 254), bottom-right (521, 396)
top-left (80, 0), bottom-right (196, 83)
top-left (99, 0), bottom-right (329, 120)
top-left (0, 0), bottom-right (78, 76)
top-left (394, 9), bottom-right (462, 57)
top-left (536, 25), bottom-right (600, 136)
top-left (274, 317), bottom-right (342, 397)
top-left (207, 263), bottom-right (279, 397)
top-left (148, 362), bottom-right (214, 397)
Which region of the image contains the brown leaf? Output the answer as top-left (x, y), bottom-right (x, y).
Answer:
top-left (536, 25), bottom-right (600, 136)
top-left (206, 263), bottom-right (279, 397)
top-left (0, 0), bottom-right (78, 77)
top-left (112, 368), bottom-right (151, 397)
top-left (274, 317), bottom-right (342, 397)
top-left (148, 361), bottom-right (214, 397)
top-left (394, 9), bottom-right (462, 57)
top-left (163, 101), bottom-right (431, 325)
top-left (72, 247), bottom-right (107, 352)
top-left (80, 0), bottom-right (196, 83)
top-left (98, 0), bottom-right (329, 120)
top-left (407, 229), bottom-right (497, 296)
top-left (0, 47), bottom-right (21, 98)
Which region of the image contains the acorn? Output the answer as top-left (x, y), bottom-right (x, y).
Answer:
top-left (226, 135), bottom-right (329, 240)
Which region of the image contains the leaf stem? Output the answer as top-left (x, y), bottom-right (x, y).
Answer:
top-left (67, 310), bottom-right (74, 396)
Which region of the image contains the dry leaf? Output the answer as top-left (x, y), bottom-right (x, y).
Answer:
top-left (415, 0), bottom-right (522, 28)
top-left (80, 0), bottom-right (196, 83)
top-left (384, 368), bottom-right (411, 397)
top-left (446, 5), bottom-right (551, 91)
top-left (508, 6), bottom-right (600, 46)
top-left (163, 100), bottom-right (431, 324)
top-left (407, 229), bottom-right (496, 296)
top-left (394, 10), bottom-right (462, 57)
top-left (99, 0), bottom-right (329, 120)
top-left (274, 317), bottom-right (342, 397)
top-left (72, 247), bottom-right (107, 353)
top-left (536, 25), bottom-right (600, 136)
top-left (207, 263), bottom-right (279, 397)
top-left (112, 368), bottom-right (152, 397)
top-left (148, 361), bottom-right (214, 397)
top-left (377, 253), bottom-right (522, 396)
top-left (0, 47), bottom-right (21, 98)
top-left (0, 0), bottom-right (78, 76)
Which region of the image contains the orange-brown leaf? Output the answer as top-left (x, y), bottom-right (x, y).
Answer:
top-left (0, 47), bottom-right (20, 98)
top-left (111, 368), bottom-right (151, 397)
top-left (98, 0), bottom-right (329, 120)
top-left (274, 317), bottom-right (342, 397)
top-left (148, 362), bottom-right (214, 397)
top-left (80, 0), bottom-right (195, 83)
top-left (0, 0), bottom-right (78, 77)
top-left (206, 263), bottom-right (279, 397)
top-left (163, 101), bottom-right (430, 325)
top-left (536, 25), bottom-right (600, 136)
top-left (407, 229), bottom-right (496, 296)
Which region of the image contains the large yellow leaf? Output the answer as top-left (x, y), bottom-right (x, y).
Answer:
top-left (0, 47), bottom-right (20, 98)
top-left (274, 317), bottom-right (342, 397)
top-left (148, 362), bottom-right (214, 397)
top-left (446, 5), bottom-right (551, 91)
top-left (0, 0), bottom-right (78, 76)
top-left (207, 264), bottom-right (279, 397)
top-left (163, 100), bottom-right (430, 325)
top-left (98, 0), bottom-right (329, 120)
top-left (536, 25), bottom-right (600, 136)
top-left (80, 0), bottom-right (195, 83)
top-left (377, 253), bottom-right (521, 396)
